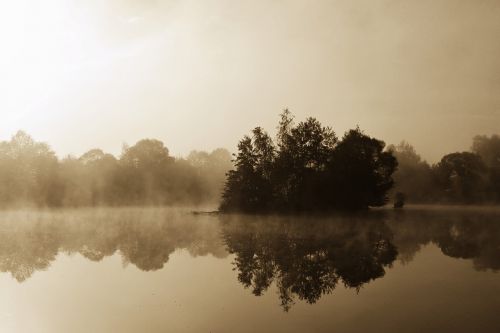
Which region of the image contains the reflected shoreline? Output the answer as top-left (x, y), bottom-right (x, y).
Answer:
top-left (0, 207), bottom-right (499, 310)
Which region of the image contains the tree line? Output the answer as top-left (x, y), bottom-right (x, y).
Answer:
top-left (389, 134), bottom-right (500, 204)
top-left (220, 110), bottom-right (500, 212)
top-left (1, 112), bottom-right (499, 209)
top-left (0, 131), bottom-right (232, 207)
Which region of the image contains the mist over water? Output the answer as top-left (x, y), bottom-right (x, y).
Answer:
top-left (0, 206), bottom-right (499, 332)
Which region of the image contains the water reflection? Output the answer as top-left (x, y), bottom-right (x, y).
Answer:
top-left (0, 208), bottom-right (226, 282)
top-left (221, 214), bottom-right (398, 311)
top-left (0, 207), bottom-right (499, 311)
top-left (221, 209), bottom-right (500, 310)
top-left (389, 209), bottom-right (500, 272)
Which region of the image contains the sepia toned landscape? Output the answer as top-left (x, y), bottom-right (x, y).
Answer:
top-left (1, 1), bottom-right (499, 332)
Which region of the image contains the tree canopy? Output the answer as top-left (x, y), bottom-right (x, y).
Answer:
top-left (220, 110), bottom-right (398, 212)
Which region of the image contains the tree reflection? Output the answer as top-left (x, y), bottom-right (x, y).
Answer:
top-left (0, 222), bottom-right (59, 282)
top-left (221, 214), bottom-right (398, 311)
top-left (222, 209), bottom-right (500, 311)
top-left (387, 209), bottom-right (500, 272)
top-left (0, 207), bottom-right (498, 311)
top-left (0, 209), bottom-right (227, 282)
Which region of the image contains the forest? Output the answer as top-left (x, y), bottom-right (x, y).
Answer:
top-left (0, 111), bottom-right (499, 210)
top-left (0, 131), bottom-right (231, 207)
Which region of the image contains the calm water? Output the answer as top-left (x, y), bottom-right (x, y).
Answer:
top-left (0, 207), bottom-right (499, 333)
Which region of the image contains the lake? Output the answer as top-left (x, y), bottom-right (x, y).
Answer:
top-left (0, 206), bottom-right (499, 333)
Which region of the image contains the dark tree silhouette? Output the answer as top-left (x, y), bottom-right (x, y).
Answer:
top-left (433, 152), bottom-right (488, 203)
top-left (274, 112), bottom-right (337, 211)
top-left (220, 128), bottom-right (276, 212)
top-left (328, 128), bottom-right (397, 210)
top-left (220, 111), bottom-right (397, 212)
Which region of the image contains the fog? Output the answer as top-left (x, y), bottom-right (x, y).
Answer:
top-left (1, 2), bottom-right (500, 332)
top-left (0, 131), bottom-right (232, 208)
top-left (1, 0), bottom-right (499, 162)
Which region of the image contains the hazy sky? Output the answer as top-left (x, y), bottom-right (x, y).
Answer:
top-left (0, 0), bottom-right (499, 162)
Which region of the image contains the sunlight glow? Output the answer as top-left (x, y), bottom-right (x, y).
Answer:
top-left (0, 1), bottom-right (121, 138)
top-left (0, 0), bottom-right (498, 161)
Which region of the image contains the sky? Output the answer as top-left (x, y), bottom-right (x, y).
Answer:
top-left (0, 0), bottom-right (499, 162)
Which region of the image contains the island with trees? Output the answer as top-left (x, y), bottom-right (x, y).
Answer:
top-left (220, 110), bottom-right (398, 212)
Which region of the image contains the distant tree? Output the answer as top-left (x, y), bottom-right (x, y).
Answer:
top-left (472, 135), bottom-right (500, 202)
top-left (58, 156), bottom-right (92, 206)
top-left (118, 139), bottom-right (175, 204)
top-left (433, 152), bottom-right (488, 203)
top-left (79, 149), bottom-right (119, 205)
top-left (0, 131), bottom-right (61, 207)
top-left (187, 148), bottom-right (232, 203)
top-left (120, 139), bottom-right (174, 169)
top-left (472, 135), bottom-right (500, 167)
top-left (388, 141), bottom-right (435, 203)
top-left (0, 132), bottom-right (233, 208)
top-left (187, 150), bottom-right (211, 168)
top-left (209, 148), bottom-right (233, 168)
top-left (56, 139), bottom-right (232, 207)
top-left (59, 149), bottom-right (119, 206)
